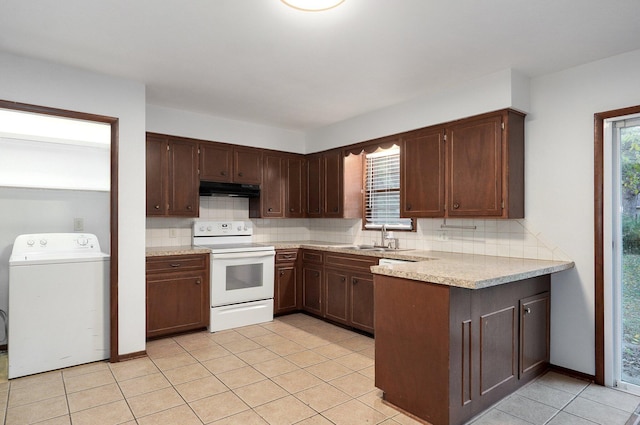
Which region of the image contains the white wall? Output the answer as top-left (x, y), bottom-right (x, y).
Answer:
top-left (146, 104), bottom-right (306, 153)
top-left (0, 52), bottom-right (147, 356)
top-left (527, 49), bottom-right (640, 374)
top-left (306, 69), bottom-right (529, 153)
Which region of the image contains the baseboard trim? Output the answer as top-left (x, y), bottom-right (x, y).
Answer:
top-left (111, 350), bottom-right (147, 363)
top-left (549, 364), bottom-right (595, 383)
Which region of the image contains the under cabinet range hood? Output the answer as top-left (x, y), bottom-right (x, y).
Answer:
top-left (199, 181), bottom-right (260, 197)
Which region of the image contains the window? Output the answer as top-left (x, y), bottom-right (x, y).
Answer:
top-left (364, 145), bottom-right (413, 230)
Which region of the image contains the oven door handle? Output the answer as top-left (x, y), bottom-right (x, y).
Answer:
top-left (211, 251), bottom-right (275, 260)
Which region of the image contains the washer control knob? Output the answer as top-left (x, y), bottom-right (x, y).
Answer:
top-left (206, 226), bottom-right (212, 231)
top-left (199, 226), bottom-right (205, 231)
top-left (77, 238), bottom-right (89, 246)
top-left (27, 239), bottom-right (35, 246)
top-left (40, 239), bottom-right (47, 246)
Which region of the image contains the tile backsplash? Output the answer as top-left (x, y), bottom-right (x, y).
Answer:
top-left (146, 197), bottom-right (570, 261)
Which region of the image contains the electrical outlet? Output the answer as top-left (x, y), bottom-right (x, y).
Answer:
top-left (436, 231), bottom-right (448, 241)
top-left (73, 217), bottom-right (84, 232)
top-left (169, 228), bottom-right (177, 238)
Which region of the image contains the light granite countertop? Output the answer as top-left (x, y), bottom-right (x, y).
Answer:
top-left (145, 241), bottom-right (574, 290)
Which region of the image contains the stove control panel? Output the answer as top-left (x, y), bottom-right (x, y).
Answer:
top-left (193, 220), bottom-right (252, 237)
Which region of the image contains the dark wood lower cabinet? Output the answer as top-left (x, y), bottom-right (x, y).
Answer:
top-left (349, 273), bottom-right (374, 334)
top-left (374, 274), bottom-right (550, 425)
top-left (145, 254), bottom-right (210, 339)
top-left (302, 265), bottom-right (323, 316)
top-left (274, 250), bottom-right (300, 315)
top-left (324, 269), bottom-right (349, 325)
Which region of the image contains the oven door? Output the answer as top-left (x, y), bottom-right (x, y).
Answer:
top-left (210, 250), bottom-right (275, 307)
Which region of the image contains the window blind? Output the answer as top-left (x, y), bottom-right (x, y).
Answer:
top-left (364, 147), bottom-right (412, 230)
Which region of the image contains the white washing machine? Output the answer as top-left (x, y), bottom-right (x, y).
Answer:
top-left (8, 233), bottom-right (110, 379)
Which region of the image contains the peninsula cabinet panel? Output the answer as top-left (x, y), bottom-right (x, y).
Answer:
top-left (519, 291), bottom-right (550, 379)
top-left (401, 127), bottom-right (445, 217)
top-left (374, 274), bottom-right (550, 425)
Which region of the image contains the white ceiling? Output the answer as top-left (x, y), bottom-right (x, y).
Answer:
top-left (2, 0), bottom-right (640, 131)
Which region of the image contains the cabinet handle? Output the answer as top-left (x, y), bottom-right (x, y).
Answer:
top-left (353, 278), bottom-right (358, 284)
top-left (195, 280), bottom-right (201, 285)
top-left (453, 203), bottom-right (460, 209)
top-left (154, 205), bottom-right (160, 209)
top-left (290, 208), bottom-right (295, 212)
top-left (406, 204), bottom-right (412, 211)
top-left (186, 205), bottom-right (192, 210)
top-left (341, 277), bottom-right (346, 282)
top-left (524, 307), bottom-right (531, 314)
top-left (316, 208), bottom-right (320, 213)
top-left (268, 208), bottom-right (273, 212)
top-left (280, 271), bottom-right (285, 276)
top-left (333, 207), bottom-right (339, 212)
top-left (238, 172), bottom-right (244, 177)
top-left (314, 271), bottom-right (320, 277)
top-left (170, 263), bottom-right (181, 268)
top-left (220, 171), bottom-right (227, 176)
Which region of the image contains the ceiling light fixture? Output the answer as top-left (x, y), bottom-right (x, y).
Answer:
top-left (281, 0), bottom-right (345, 12)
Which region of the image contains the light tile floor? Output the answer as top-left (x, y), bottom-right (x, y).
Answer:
top-left (0, 313), bottom-right (638, 424)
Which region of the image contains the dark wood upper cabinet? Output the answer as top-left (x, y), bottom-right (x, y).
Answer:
top-left (306, 154), bottom-right (323, 218)
top-left (146, 135), bottom-right (168, 216)
top-left (286, 155), bottom-right (306, 218)
top-left (447, 114), bottom-right (503, 217)
top-left (306, 149), bottom-right (345, 218)
top-left (199, 143), bottom-right (232, 182)
top-left (401, 127), bottom-right (446, 217)
top-left (146, 133), bottom-right (198, 217)
top-left (200, 142), bottom-right (262, 185)
top-left (234, 147), bottom-right (263, 184)
top-left (400, 109), bottom-right (524, 219)
top-left (255, 153), bottom-right (286, 218)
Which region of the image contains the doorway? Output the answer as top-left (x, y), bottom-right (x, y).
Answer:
top-left (0, 100), bottom-right (119, 361)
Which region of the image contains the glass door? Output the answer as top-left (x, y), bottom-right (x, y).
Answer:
top-left (613, 114), bottom-right (640, 391)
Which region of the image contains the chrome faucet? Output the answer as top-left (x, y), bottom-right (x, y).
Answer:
top-left (377, 224), bottom-right (389, 248)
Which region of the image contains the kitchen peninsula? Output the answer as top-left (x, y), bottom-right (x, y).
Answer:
top-left (368, 252), bottom-right (573, 425)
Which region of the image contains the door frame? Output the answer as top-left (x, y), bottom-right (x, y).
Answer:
top-left (0, 99), bottom-right (120, 362)
top-left (594, 104), bottom-right (640, 385)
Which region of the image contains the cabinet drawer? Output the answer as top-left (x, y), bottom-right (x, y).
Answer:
top-left (302, 250), bottom-right (323, 264)
top-left (146, 254), bottom-right (208, 273)
top-left (325, 253), bottom-right (377, 272)
top-left (276, 250), bottom-right (298, 263)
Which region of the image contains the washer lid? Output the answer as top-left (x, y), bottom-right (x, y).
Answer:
top-left (10, 233), bottom-right (107, 263)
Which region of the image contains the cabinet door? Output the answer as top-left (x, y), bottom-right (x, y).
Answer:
top-left (323, 150), bottom-right (343, 218)
top-left (401, 128), bottom-right (445, 217)
top-left (200, 143), bottom-right (232, 182)
top-left (519, 292), bottom-right (550, 378)
top-left (275, 264), bottom-right (298, 314)
top-left (302, 265), bottom-right (323, 316)
top-left (447, 115), bottom-right (503, 217)
top-left (261, 154), bottom-right (285, 217)
top-left (168, 139), bottom-right (199, 216)
top-left (234, 147), bottom-right (262, 184)
top-left (324, 269), bottom-right (349, 325)
top-left (146, 273), bottom-right (207, 338)
top-left (146, 136), bottom-right (168, 216)
top-left (306, 154), bottom-right (323, 218)
top-left (350, 273), bottom-right (374, 334)
top-left (286, 156), bottom-right (306, 218)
